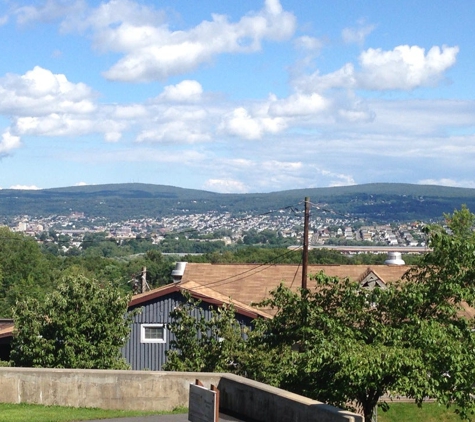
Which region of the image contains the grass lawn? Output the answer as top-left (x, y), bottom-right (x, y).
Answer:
top-left (378, 402), bottom-right (466, 422)
top-left (0, 403), bottom-right (187, 422)
top-left (0, 402), bottom-right (469, 422)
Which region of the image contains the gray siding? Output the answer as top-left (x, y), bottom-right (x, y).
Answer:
top-left (122, 291), bottom-right (253, 371)
top-left (122, 292), bottom-right (251, 371)
top-left (123, 291), bottom-right (181, 371)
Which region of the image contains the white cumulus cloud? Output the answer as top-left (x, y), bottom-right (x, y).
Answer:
top-left (0, 131), bottom-right (21, 155)
top-left (113, 104), bottom-right (148, 119)
top-left (294, 35), bottom-right (324, 52)
top-left (294, 45), bottom-right (459, 93)
top-left (418, 178), bottom-right (475, 189)
top-left (0, 66), bottom-right (136, 145)
top-left (220, 107), bottom-right (286, 140)
top-left (63, 0), bottom-right (164, 32)
top-left (203, 178), bottom-right (248, 193)
top-left (66, 0), bottom-right (296, 82)
top-left (0, 66), bottom-right (95, 117)
top-left (358, 45), bottom-right (459, 90)
top-left (159, 80), bottom-right (203, 103)
top-left (269, 93), bottom-right (328, 116)
top-left (14, 114), bottom-right (93, 137)
top-left (137, 120), bottom-right (210, 143)
top-left (341, 23), bottom-right (376, 45)
top-left (15, 0), bottom-right (85, 25)
top-left (293, 63), bottom-right (356, 93)
top-left (104, 132), bottom-right (122, 142)
top-left (10, 184), bottom-right (40, 190)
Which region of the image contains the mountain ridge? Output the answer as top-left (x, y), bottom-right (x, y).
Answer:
top-left (2, 182), bottom-right (475, 223)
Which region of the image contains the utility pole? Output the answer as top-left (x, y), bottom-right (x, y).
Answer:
top-left (302, 197), bottom-right (310, 290)
top-left (141, 266), bottom-right (147, 294)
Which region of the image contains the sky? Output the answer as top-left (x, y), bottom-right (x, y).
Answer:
top-left (0, 0), bottom-right (474, 193)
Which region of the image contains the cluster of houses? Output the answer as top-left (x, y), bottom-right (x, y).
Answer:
top-left (0, 258), bottom-right (412, 370)
top-left (8, 209), bottom-right (427, 251)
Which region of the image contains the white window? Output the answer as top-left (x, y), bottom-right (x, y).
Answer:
top-left (140, 324), bottom-right (166, 343)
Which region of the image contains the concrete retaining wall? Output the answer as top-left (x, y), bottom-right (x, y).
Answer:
top-left (219, 374), bottom-right (363, 422)
top-left (0, 368), bottom-right (363, 422)
top-left (0, 367), bottom-right (221, 411)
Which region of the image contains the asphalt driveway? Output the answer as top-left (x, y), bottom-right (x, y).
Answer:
top-left (86, 411), bottom-right (246, 421)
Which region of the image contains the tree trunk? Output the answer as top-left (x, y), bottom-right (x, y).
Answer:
top-left (361, 396), bottom-right (379, 422)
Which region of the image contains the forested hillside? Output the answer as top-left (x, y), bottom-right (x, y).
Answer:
top-left (0, 227), bottom-right (176, 318)
top-left (1, 182), bottom-right (475, 223)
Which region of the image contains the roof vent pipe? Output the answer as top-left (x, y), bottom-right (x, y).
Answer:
top-left (384, 252), bottom-right (405, 266)
top-left (172, 262), bottom-right (187, 283)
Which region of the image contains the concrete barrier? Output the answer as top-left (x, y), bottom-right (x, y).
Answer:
top-left (0, 368), bottom-right (363, 422)
top-left (0, 367), bottom-right (221, 411)
top-left (218, 374), bottom-right (363, 422)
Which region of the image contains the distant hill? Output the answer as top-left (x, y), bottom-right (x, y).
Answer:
top-left (1, 183), bottom-right (475, 223)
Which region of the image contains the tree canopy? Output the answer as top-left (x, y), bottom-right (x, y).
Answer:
top-left (164, 294), bottom-right (246, 373)
top-left (0, 225), bottom-right (177, 318)
top-left (166, 206), bottom-right (475, 421)
top-left (0, 227), bottom-right (54, 317)
top-left (11, 274), bottom-right (135, 369)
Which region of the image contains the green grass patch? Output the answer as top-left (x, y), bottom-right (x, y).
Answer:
top-left (378, 402), bottom-right (466, 422)
top-left (0, 403), bottom-right (187, 422)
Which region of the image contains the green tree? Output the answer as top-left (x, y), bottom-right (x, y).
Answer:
top-left (121, 251), bottom-right (174, 290)
top-left (251, 206), bottom-right (475, 421)
top-left (164, 294), bottom-right (247, 373)
top-left (0, 227), bottom-right (54, 317)
top-left (80, 232), bottom-right (108, 249)
top-left (57, 255), bottom-right (130, 290)
top-left (121, 237), bottom-right (158, 254)
top-left (251, 275), bottom-right (475, 420)
top-left (11, 274), bottom-right (135, 369)
top-left (164, 207), bottom-right (475, 421)
top-left (308, 248), bottom-right (352, 264)
top-left (142, 250), bottom-right (174, 287)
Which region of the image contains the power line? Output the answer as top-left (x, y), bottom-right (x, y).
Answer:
top-left (231, 205), bottom-right (302, 222)
top-left (185, 246), bottom-right (303, 291)
top-left (289, 261), bottom-right (302, 290)
top-left (307, 201), bottom-right (351, 218)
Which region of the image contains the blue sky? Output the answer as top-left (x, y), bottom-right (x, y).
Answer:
top-left (0, 0), bottom-right (474, 193)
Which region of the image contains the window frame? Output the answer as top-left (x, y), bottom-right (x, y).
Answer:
top-left (140, 323), bottom-right (166, 344)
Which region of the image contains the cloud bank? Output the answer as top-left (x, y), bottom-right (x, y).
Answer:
top-left (0, 0), bottom-right (471, 193)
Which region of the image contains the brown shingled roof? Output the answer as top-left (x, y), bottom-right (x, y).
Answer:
top-left (179, 280), bottom-right (273, 319)
top-left (127, 279), bottom-right (272, 319)
top-left (180, 263), bottom-right (411, 307)
top-left (178, 263), bottom-right (475, 319)
top-left (0, 319), bottom-right (14, 339)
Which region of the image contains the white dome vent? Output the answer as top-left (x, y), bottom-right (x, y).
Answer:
top-left (384, 252), bottom-right (405, 266)
top-left (172, 262), bottom-right (187, 283)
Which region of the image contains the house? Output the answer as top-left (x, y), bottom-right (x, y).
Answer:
top-left (122, 262), bottom-right (410, 370)
top-left (0, 262), bottom-right (411, 370)
top-left (123, 278), bottom-right (272, 371)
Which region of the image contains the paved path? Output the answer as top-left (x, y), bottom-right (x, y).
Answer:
top-left (87, 412), bottom-right (245, 421)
